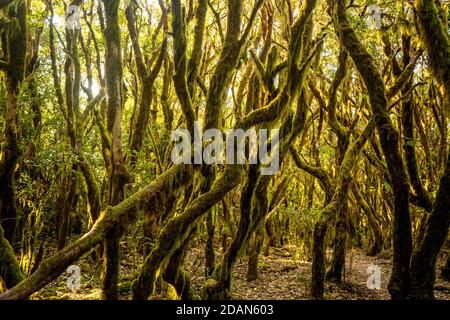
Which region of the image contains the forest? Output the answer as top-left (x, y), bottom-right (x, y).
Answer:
top-left (0, 0), bottom-right (449, 301)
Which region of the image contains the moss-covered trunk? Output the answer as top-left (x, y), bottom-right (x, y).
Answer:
top-left (326, 204), bottom-right (347, 283)
top-left (410, 152), bottom-right (450, 299)
top-left (310, 119), bottom-right (375, 299)
top-left (132, 166), bottom-right (242, 300)
top-left (163, 226), bottom-right (197, 300)
top-left (441, 252), bottom-right (450, 281)
top-left (204, 165), bottom-right (260, 300)
top-left (409, 0), bottom-right (450, 300)
top-left (0, 164), bottom-right (192, 300)
top-left (351, 183), bottom-right (383, 256)
top-left (125, 0), bottom-right (167, 165)
top-left (0, 0), bottom-right (27, 245)
top-left (329, 0), bottom-right (412, 299)
top-left (101, 0), bottom-right (130, 300)
top-left (247, 225), bottom-right (264, 282)
top-left (204, 210), bottom-right (216, 278)
top-left (0, 225), bottom-right (24, 290)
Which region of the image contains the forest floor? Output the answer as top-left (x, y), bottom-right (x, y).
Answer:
top-left (32, 244), bottom-right (450, 300)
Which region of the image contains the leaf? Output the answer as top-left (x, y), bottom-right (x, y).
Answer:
top-left (406, 139), bottom-right (416, 148)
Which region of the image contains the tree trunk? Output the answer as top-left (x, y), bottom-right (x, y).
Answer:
top-left (101, 0), bottom-right (130, 300)
top-left (410, 152), bottom-right (450, 299)
top-left (0, 0), bottom-right (27, 246)
top-left (441, 252), bottom-right (450, 281)
top-left (247, 226), bottom-right (264, 282)
top-left (329, 0), bottom-right (412, 299)
top-left (0, 225), bottom-right (24, 290)
top-left (326, 204), bottom-right (347, 283)
top-left (205, 210), bottom-right (216, 278)
top-left (409, 0), bottom-right (450, 299)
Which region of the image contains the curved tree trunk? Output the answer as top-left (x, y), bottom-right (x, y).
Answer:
top-left (329, 0), bottom-right (412, 299)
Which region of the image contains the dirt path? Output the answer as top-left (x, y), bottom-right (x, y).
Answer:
top-left (186, 245), bottom-right (450, 300)
top-left (32, 245), bottom-right (450, 300)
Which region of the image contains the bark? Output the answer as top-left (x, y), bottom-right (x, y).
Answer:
top-left (204, 165), bottom-right (259, 300)
top-left (0, 164), bottom-right (192, 300)
top-left (311, 119), bottom-right (375, 299)
top-left (170, 0), bottom-right (199, 133)
top-left (101, 0), bottom-right (130, 300)
top-left (414, 0), bottom-right (450, 112)
top-left (163, 225), bottom-right (197, 300)
top-left (409, 0), bottom-right (450, 299)
top-left (205, 210), bottom-right (216, 278)
top-left (351, 183), bottom-right (383, 256)
top-left (126, 0), bottom-right (167, 164)
top-left (0, 224), bottom-right (24, 290)
top-left (441, 252), bottom-right (450, 281)
top-left (132, 166), bottom-right (242, 300)
top-left (0, 0), bottom-right (27, 245)
top-left (329, 0), bottom-right (412, 299)
top-left (326, 204), bottom-right (347, 283)
top-left (247, 226), bottom-right (264, 282)
top-left (410, 152), bottom-right (450, 299)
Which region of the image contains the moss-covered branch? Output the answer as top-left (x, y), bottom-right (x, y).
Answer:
top-left (0, 164), bottom-right (193, 300)
top-left (414, 0), bottom-right (450, 110)
top-left (0, 225), bottom-right (24, 290)
top-left (132, 165), bottom-right (242, 299)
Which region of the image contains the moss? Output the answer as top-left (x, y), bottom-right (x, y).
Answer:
top-left (411, 151), bottom-right (450, 299)
top-left (203, 165), bottom-right (260, 299)
top-left (205, 211), bottom-right (216, 278)
top-left (126, 0), bottom-right (167, 163)
top-left (0, 225), bottom-right (24, 289)
top-left (102, 226), bottom-right (120, 300)
top-left (0, 0), bottom-right (27, 245)
top-left (0, 165), bottom-right (192, 300)
top-left (132, 166), bottom-right (241, 300)
top-left (415, 0), bottom-right (450, 108)
top-left (329, 0), bottom-right (412, 299)
top-left (171, 0), bottom-right (197, 133)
